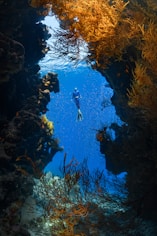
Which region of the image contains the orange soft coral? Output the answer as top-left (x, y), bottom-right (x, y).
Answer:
top-left (30, 0), bottom-right (157, 119)
top-left (127, 76), bottom-right (157, 119)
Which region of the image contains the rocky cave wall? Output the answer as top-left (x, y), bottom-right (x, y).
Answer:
top-left (0, 2), bottom-right (157, 235)
top-left (98, 59), bottom-right (157, 220)
top-left (0, 0), bottom-right (61, 231)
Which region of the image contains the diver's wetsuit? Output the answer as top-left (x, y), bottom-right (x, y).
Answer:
top-left (72, 88), bottom-right (83, 121)
top-left (72, 89), bottom-right (81, 109)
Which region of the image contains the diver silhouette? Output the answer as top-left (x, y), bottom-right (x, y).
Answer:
top-left (72, 87), bottom-right (83, 121)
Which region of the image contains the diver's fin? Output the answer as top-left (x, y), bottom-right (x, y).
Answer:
top-left (77, 109), bottom-right (83, 121)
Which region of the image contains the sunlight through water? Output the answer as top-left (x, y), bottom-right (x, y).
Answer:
top-left (39, 15), bottom-right (127, 195)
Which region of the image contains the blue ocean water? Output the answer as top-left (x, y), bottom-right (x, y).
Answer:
top-left (39, 16), bottom-right (127, 195)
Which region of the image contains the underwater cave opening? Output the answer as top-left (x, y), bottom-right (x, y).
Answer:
top-left (39, 15), bottom-right (127, 197)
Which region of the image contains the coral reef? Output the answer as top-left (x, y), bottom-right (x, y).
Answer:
top-left (1, 169), bottom-right (156, 236)
top-left (0, 1), bottom-right (61, 235)
top-left (1, 0), bottom-right (157, 235)
top-left (29, 1), bottom-right (157, 225)
top-left (31, 0), bottom-right (157, 224)
top-left (30, 0), bottom-right (157, 119)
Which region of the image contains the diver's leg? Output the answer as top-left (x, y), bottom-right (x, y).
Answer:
top-left (77, 109), bottom-right (83, 121)
top-left (75, 98), bottom-right (80, 109)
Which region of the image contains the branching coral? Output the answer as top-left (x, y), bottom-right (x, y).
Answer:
top-left (146, 0), bottom-right (157, 11)
top-left (29, 0), bottom-right (131, 67)
top-left (56, 0), bottom-right (133, 67)
top-left (28, 0), bottom-right (142, 67)
top-left (29, 0), bottom-right (157, 119)
top-left (132, 61), bottom-right (153, 86)
top-left (127, 60), bottom-right (157, 120)
top-left (31, 165), bottom-right (128, 236)
top-left (140, 20), bottom-right (157, 74)
top-left (32, 171), bottom-right (88, 236)
top-left (29, 0), bottom-right (48, 8)
top-left (127, 18), bottom-right (157, 119)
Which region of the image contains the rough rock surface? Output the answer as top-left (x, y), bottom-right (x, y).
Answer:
top-left (0, 1), bottom-right (61, 234)
top-left (0, 0), bottom-right (157, 235)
